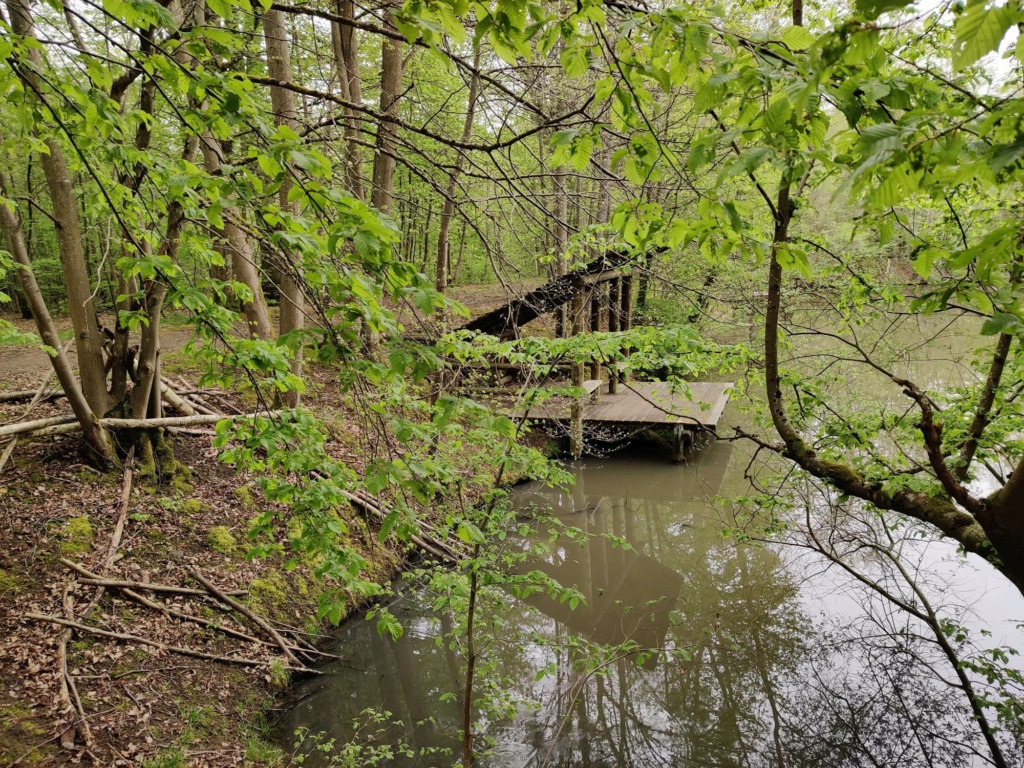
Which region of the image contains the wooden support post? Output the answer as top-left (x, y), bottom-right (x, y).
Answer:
top-left (608, 277), bottom-right (620, 394)
top-left (620, 274), bottom-right (633, 385)
top-left (621, 274), bottom-right (633, 332)
top-left (589, 286), bottom-right (602, 384)
top-left (569, 279), bottom-right (585, 458)
top-left (671, 425), bottom-right (690, 464)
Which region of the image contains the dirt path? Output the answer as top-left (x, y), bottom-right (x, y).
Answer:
top-left (0, 314), bottom-right (195, 385)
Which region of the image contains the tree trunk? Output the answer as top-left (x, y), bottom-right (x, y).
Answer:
top-left (0, 172), bottom-right (111, 462)
top-left (458, 248), bottom-right (650, 340)
top-left (331, 0), bottom-right (364, 200)
top-left (199, 134), bottom-right (273, 340)
top-left (370, 8), bottom-right (403, 214)
top-left (263, 7), bottom-right (305, 406)
top-left (436, 45), bottom-right (482, 295)
top-left (6, 0), bottom-right (112, 417)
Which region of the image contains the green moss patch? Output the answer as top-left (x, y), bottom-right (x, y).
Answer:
top-left (58, 516), bottom-right (94, 555)
top-left (207, 526), bottom-right (238, 555)
top-left (0, 568), bottom-right (20, 593)
top-left (0, 702), bottom-right (53, 765)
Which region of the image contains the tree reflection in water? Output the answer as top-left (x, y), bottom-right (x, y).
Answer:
top-left (274, 445), bottom-right (1023, 767)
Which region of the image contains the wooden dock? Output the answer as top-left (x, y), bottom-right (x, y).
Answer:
top-left (511, 380), bottom-right (733, 462)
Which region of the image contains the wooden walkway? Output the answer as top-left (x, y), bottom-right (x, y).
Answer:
top-left (520, 381), bottom-right (732, 429)
top-left (504, 380), bottom-right (733, 461)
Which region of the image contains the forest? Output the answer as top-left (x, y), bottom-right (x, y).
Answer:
top-left (1, 0), bottom-right (1024, 763)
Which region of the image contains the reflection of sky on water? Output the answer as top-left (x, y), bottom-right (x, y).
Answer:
top-left (274, 432), bottom-right (1024, 767)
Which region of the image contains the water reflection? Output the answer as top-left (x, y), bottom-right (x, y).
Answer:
top-left (274, 443), bottom-right (1020, 767)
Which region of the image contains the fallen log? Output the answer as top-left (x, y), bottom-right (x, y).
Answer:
top-left (1, 411), bottom-right (287, 440)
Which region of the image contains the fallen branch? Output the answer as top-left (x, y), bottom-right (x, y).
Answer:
top-left (100, 414), bottom-right (231, 430)
top-left (56, 584), bottom-right (93, 751)
top-left (159, 384), bottom-right (197, 417)
top-left (77, 449), bottom-right (134, 620)
top-left (189, 568), bottom-right (302, 666)
top-left (161, 377), bottom-right (220, 416)
top-left (0, 411), bottom-right (287, 440)
top-left (25, 613), bottom-right (320, 673)
top-left (59, 562), bottom-right (248, 597)
top-left (0, 414), bottom-right (78, 439)
top-left (175, 375), bottom-right (240, 416)
top-left (0, 388), bottom-right (64, 403)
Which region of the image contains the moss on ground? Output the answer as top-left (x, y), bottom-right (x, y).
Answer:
top-left (0, 702), bottom-right (53, 765)
top-left (58, 516), bottom-right (94, 555)
top-left (0, 567), bottom-right (20, 593)
top-left (233, 484), bottom-right (258, 510)
top-left (208, 526), bottom-right (237, 554)
top-left (248, 573), bottom-right (289, 615)
top-left (183, 498), bottom-right (205, 515)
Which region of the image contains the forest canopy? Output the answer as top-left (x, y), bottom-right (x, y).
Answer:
top-left (1, 0), bottom-right (1024, 604)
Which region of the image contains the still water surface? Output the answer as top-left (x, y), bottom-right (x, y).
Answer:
top-left (274, 438), bottom-right (1024, 767)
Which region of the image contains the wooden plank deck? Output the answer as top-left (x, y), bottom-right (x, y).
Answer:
top-left (518, 381), bottom-right (733, 431)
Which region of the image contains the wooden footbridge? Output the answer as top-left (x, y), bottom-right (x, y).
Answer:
top-left (453, 249), bottom-right (733, 462)
top-left (518, 379), bottom-right (733, 462)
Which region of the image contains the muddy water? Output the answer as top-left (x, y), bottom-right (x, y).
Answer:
top-left (274, 317), bottom-right (1024, 766)
top-left (273, 442), bottom-right (1024, 767)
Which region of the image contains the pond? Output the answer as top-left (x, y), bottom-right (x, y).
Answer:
top-left (273, 442), bottom-right (1023, 766)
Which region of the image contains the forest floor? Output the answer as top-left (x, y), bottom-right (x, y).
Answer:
top-left (0, 285), bottom-right (535, 767)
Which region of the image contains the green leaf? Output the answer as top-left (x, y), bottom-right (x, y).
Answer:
top-left (980, 312), bottom-right (1018, 336)
top-left (205, 0), bottom-right (232, 19)
top-left (953, 1), bottom-right (1018, 71)
top-left (855, 0), bottom-right (914, 20)
top-left (781, 25), bottom-right (815, 51)
top-left (762, 96), bottom-right (793, 135)
top-left (560, 45), bottom-right (590, 78)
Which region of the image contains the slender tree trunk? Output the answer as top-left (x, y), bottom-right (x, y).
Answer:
top-left (370, 8), bottom-right (403, 214)
top-left (199, 135), bottom-right (273, 340)
top-left (553, 162), bottom-right (569, 336)
top-left (331, 0), bottom-right (364, 200)
top-left (0, 173), bottom-right (111, 462)
top-left (263, 8), bottom-right (305, 406)
top-left (436, 45), bottom-right (482, 295)
top-left (6, 0), bottom-right (112, 417)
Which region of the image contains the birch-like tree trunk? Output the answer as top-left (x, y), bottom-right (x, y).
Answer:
top-left (436, 45), bottom-right (482, 295)
top-left (370, 6), bottom-right (403, 214)
top-left (331, 0), bottom-right (364, 200)
top-left (263, 8), bottom-right (305, 406)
